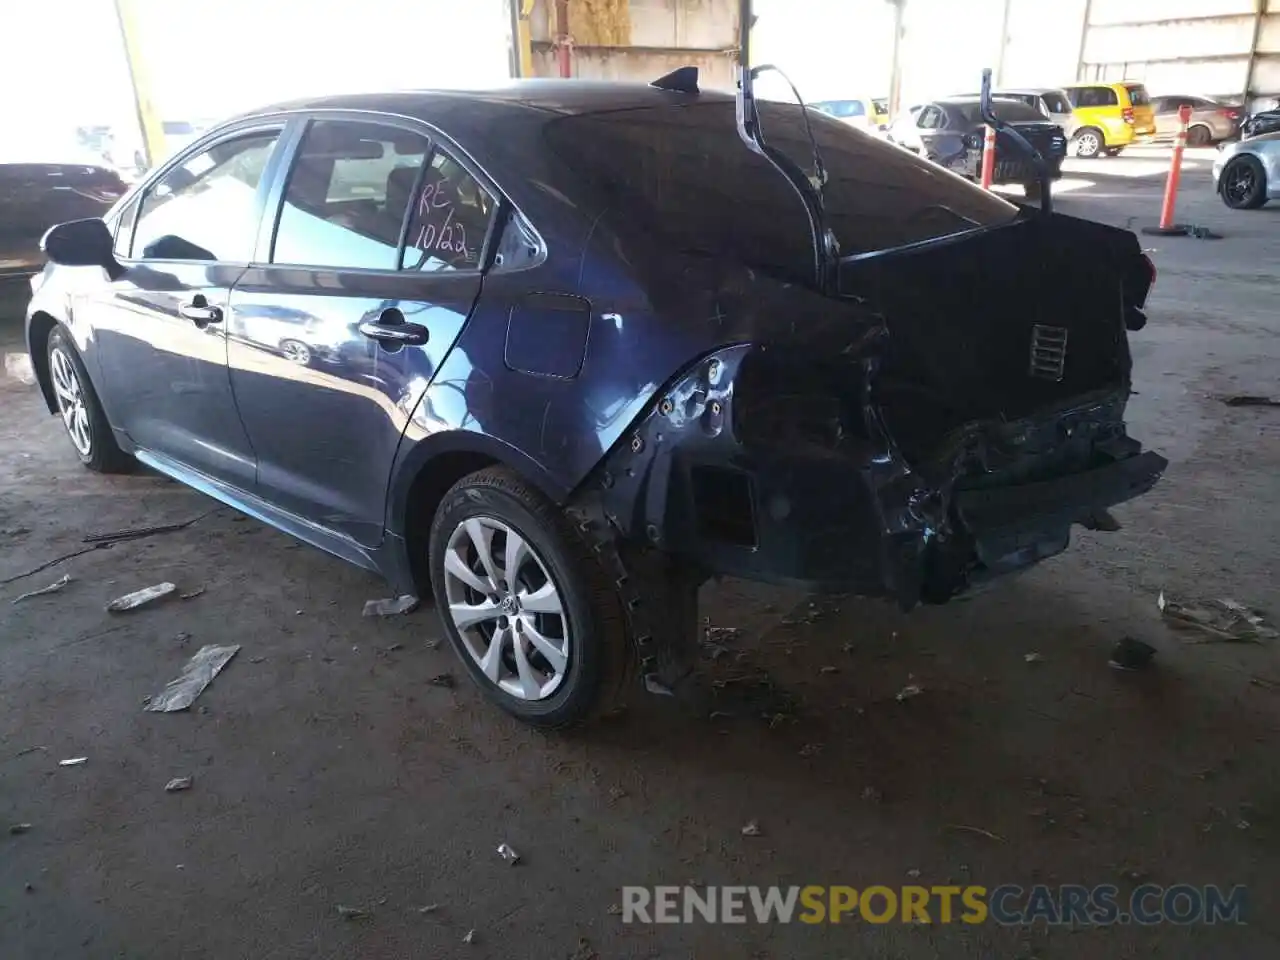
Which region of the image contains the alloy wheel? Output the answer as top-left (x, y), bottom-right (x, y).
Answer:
top-left (1075, 132), bottom-right (1100, 157)
top-left (280, 340), bottom-right (311, 365)
top-left (50, 346), bottom-right (92, 457)
top-left (1225, 165), bottom-right (1255, 204)
top-left (442, 516), bottom-right (571, 701)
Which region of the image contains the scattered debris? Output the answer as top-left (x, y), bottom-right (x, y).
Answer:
top-left (107, 582), bottom-right (177, 613)
top-left (569, 937), bottom-right (599, 960)
top-left (1237, 819), bottom-right (1251, 830)
top-left (429, 673), bottom-right (456, 689)
top-left (164, 777), bottom-right (193, 793)
top-left (363, 595), bottom-right (419, 617)
top-left (59, 757), bottom-right (87, 767)
top-left (607, 903), bottom-right (623, 916)
top-left (425, 638), bottom-right (442, 650)
top-left (895, 683), bottom-right (923, 702)
top-left (336, 905), bottom-right (371, 921)
top-left (179, 588), bottom-right (206, 601)
top-left (15, 746), bottom-right (46, 758)
top-left (4, 352), bottom-right (36, 384)
top-left (946, 824), bottom-right (1005, 843)
top-left (144, 644), bottom-right (241, 712)
top-left (741, 820), bottom-right (762, 837)
top-left (174, 632), bottom-right (192, 645)
top-left (11, 574), bottom-right (71, 604)
top-left (861, 786), bottom-right (883, 804)
top-left (1024, 652), bottom-right (1044, 664)
top-left (0, 543), bottom-right (109, 587)
top-left (1249, 675), bottom-right (1280, 691)
top-left (1109, 635), bottom-right (1157, 671)
top-left (1158, 592), bottom-right (1276, 643)
top-left (496, 842), bottom-right (521, 865)
top-left (385, 643), bottom-right (404, 653)
top-left (703, 620), bottom-right (741, 645)
top-left (907, 868), bottom-right (921, 879)
top-left (702, 643), bottom-right (730, 661)
top-left (798, 743), bottom-right (823, 758)
top-left (415, 903), bottom-right (441, 915)
top-left (1222, 394), bottom-right (1280, 407)
top-left (607, 786), bottom-right (628, 803)
top-left (9, 823), bottom-right (32, 835)
top-left (84, 512), bottom-right (214, 545)
top-left (708, 710), bottom-right (734, 721)
top-left (249, 656), bottom-right (266, 664)
top-left (462, 929), bottom-right (476, 944)
top-left (819, 665), bottom-right (839, 675)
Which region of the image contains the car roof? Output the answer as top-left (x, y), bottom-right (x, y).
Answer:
top-left (229, 80), bottom-right (730, 125)
top-left (1064, 81), bottom-right (1144, 89)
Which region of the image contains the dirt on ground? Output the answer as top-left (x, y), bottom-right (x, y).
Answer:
top-left (2, 149), bottom-right (1278, 959)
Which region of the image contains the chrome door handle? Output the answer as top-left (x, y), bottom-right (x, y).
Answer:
top-left (358, 320), bottom-right (429, 346)
top-left (179, 295), bottom-right (222, 326)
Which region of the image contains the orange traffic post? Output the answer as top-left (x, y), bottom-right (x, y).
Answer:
top-left (980, 124), bottom-right (997, 189)
top-left (1157, 104), bottom-right (1193, 229)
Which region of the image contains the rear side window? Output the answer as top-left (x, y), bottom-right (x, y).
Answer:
top-left (132, 131), bottom-right (279, 262)
top-left (918, 105), bottom-right (946, 129)
top-left (400, 151), bottom-right (498, 273)
top-left (1125, 84), bottom-right (1151, 106)
top-left (1041, 92), bottom-right (1071, 115)
top-left (272, 120), bottom-right (429, 270)
top-left (1069, 86), bottom-right (1119, 108)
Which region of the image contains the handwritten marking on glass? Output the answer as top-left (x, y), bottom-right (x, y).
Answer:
top-left (414, 180), bottom-right (469, 257)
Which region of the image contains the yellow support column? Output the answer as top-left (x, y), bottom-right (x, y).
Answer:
top-left (112, 0), bottom-right (167, 168)
top-left (516, 0), bottom-right (536, 78)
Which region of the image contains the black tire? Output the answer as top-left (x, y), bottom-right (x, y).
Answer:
top-left (1220, 155), bottom-right (1269, 209)
top-left (45, 326), bottom-right (132, 473)
top-left (1072, 128), bottom-right (1105, 158)
top-left (1023, 180), bottom-right (1045, 203)
top-left (1104, 147), bottom-right (1124, 157)
top-left (1186, 125), bottom-right (1212, 147)
top-left (428, 466), bottom-right (632, 729)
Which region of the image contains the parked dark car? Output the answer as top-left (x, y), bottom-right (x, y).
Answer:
top-left (1242, 105), bottom-right (1280, 140)
top-left (1, 147), bottom-right (129, 279)
top-left (897, 97), bottom-right (1067, 199)
top-left (26, 78), bottom-right (1165, 728)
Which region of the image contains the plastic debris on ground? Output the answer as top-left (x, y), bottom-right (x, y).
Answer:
top-left (496, 842), bottom-right (521, 865)
top-left (895, 683), bottom-right (924, 702)
top-left (362, 594), bottom-right (419, 617)
top-left (462, 929), bottom-right (476, 944)
top-left (107, 582), bottom-right (177, 612)
top-left (165, 777), bottom-right (193, 792)
top-left (741, 820), bottom-right (762, 837)
top-left (1024, 652), bottom-right (1045, 664)
top-left (429, 673), bottom-right (455, 689)
top-left (1109, 636), bottom-right (1157, 671)
top-left (144, 644), bottom-right (241, 712)
top-left (11, 574), bottom-right (71, 604)
top-left (415, 904), bottom-right (440, 915)
top-left (1222, 394), bottom-right (1280, 407)
top-left (336, 905), bottom-right (371, 920)
top-left (4, 352), bottom-right (36, 385)
top-left (179, 587), bottom-right (206, 600)
top-left (9, 823), bottom-right (32, 835)
top-left (1158, 592), bottom-right (1277, 642)
top-left (59, 757), bottom-right (87, 767)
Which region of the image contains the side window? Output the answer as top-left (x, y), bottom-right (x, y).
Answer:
top-left (113, 198), bottom-right (138, 259)
top-left (131, 132), bottom-right (279, 262)
top-left (492, 212), bottom-right (541, 273)
top-left (1081, 87), bottom-right (1119, 107)
top-left (272, 120), bottom-right (429, 270)
top-left (918, 106), bottom-right (944, 130)
top-left (401, 151), bottom-right (498, 273)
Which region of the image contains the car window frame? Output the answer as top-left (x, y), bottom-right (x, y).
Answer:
top-left (255, 108), bottom-right (534, 278)
top-left (119, 120), bottom-right (289, 265)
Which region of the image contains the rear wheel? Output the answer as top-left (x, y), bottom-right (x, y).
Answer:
top-left (1072, 128), bottom-right (1104, 158)
top-left (428, 467), bottom-right (632, 728)
top-left (1220, 155), bottom-right (1268, 209)
top-left (1103, 147), bottom-right (1124, 157)
top-left (1186, 125), bottom-right (1212, 147)
top-left (46, 326), bottom-right (132, 473)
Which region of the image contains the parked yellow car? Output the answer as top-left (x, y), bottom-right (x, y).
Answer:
top-left (1061, 82), bottom-right (1156, 158)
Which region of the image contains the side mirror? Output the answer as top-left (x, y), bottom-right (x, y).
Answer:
top-left (41, 218), bottom-right (123, 278)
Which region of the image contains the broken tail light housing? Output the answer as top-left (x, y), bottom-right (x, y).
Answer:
top-left (731, 347), bottom-right (864, 452)
top-left (1122, 107), bottom-right (1135, 124)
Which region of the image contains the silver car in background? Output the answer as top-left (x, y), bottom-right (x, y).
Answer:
top-left (1212, 132), bottom-right (1280, 208)
top-left (1152, 95), bottom-right (1243, 146)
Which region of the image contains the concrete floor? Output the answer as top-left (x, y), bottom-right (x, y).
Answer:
top-left (2, 147), bottom-right (1278, 959)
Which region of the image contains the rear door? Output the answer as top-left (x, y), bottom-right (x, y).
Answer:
top-left (89, 126), bottom-right (285, 487)
top-left (1124, 83), bottom-right (1156, 136)
top-left (226, 115), bottom-right (499, 546)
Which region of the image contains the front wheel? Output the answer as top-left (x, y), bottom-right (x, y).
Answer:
top-left (1072, 128), bottom-right (1105, 158)
top-left (1186, 125), bottom-right (1212, 147)
top-left (1220, 155), bottom-right (1269, 209)
top-left (428, 467), bottom-right (632, 728)
top-left (46, 326), bottom-right (132, 473)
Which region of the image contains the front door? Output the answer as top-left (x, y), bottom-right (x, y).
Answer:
top-left (227, 117), bottom-right (500, 546)
top-left (90, 127), bottom-right (285, 489)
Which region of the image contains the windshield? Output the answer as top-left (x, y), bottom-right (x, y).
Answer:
top-left (544, 100), bottom-right (1018, 283)
top-left (954, 101), bottom-right (1044, 124)
top-left (813, 100), bottom-right (866, 118)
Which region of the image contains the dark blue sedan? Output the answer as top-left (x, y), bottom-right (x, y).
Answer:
top-left (25, 77), bottom-right (1166, 727)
